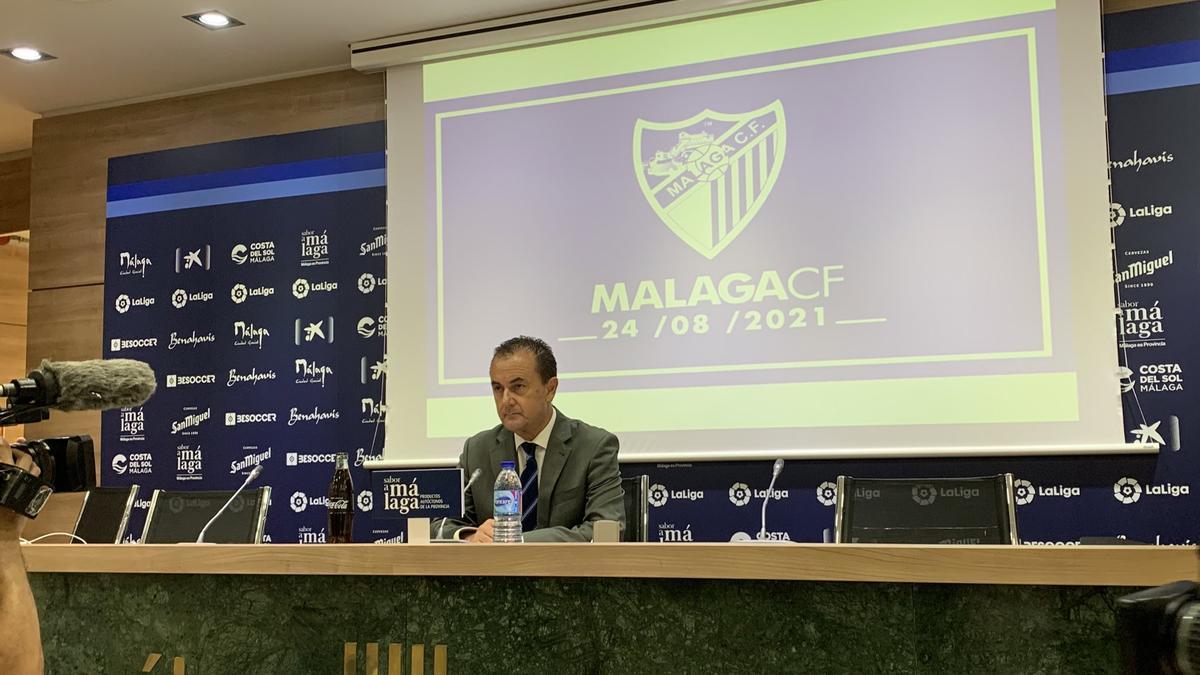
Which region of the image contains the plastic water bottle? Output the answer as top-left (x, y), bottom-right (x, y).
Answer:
top-left (493, 460), bottom-right (523, 543)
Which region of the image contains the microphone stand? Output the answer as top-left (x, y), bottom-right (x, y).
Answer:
top-left (436, 468), bottom-right (481, 541)
top-left (196, 465), bottom-right (263, 543)
top-left (758, 459), bottom-right (785, 541)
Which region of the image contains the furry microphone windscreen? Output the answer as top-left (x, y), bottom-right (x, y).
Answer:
top-left (39, 359), bottom-right (157, 411)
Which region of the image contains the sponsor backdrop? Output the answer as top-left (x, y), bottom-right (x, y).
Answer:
top-left (102, 122), bottom-right (393, 544)
top-left (100, 6), bottom-right (1195, 546)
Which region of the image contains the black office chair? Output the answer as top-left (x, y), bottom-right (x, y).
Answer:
top-left (72, 485), bottom-right (139, 544)
top-left (621, 475), bottom-right (649, 542)
top-left (834, 474), bottom-right (1018, 545)
top-left (141, 488), bottom-right (271, 544)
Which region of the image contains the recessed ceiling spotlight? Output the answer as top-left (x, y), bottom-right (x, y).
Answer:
top-left (3, 47), bottom-right (57, 62)
top-left (183, 10), bottom-right (244, 30)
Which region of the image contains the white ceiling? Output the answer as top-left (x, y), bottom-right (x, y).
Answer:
top-left (0, 0), bottom-right (587, 154)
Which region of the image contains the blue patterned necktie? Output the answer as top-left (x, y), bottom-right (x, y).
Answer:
top-left (519, 442), bottom-right (539, 532)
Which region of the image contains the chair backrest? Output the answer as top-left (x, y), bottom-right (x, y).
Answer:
top-left (72, 485), bottom-right (139, 544)
top-left (142, 487), bottom-right (271, 544)
top-left (834, 474), bottom-right (1018, 545)
top-left (621, 475), bottom-right (649, 542)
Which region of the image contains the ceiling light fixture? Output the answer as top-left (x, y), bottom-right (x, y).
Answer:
top-left (183, 10), bottom-right (244, 30)
top-left (3, 47), bottom-right (57, 62)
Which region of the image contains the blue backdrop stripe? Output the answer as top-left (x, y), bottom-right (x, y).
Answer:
top-left (106, 152), bottom-right (386, 202)
top-left (106, 169), bottom-right (387, 218)
top-left (1105, 39), bottom-right (1200, 73)
top-left (1105, 61), bottom-right (1200, 95)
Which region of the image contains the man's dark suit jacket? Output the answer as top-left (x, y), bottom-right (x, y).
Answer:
top-left (439, 408), bottom-right (624, 542)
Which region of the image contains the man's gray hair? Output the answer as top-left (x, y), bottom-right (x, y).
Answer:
top-left (493, 336), bottom-right (557, 383)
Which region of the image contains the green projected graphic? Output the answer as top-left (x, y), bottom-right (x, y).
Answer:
top-left (423, 0), bottom-right (1055, 102)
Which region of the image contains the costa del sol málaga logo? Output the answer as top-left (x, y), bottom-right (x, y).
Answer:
top-left (634, 100), bottom-right (786, 259)
top-left (1114, 477), bottom-right (1142, 504)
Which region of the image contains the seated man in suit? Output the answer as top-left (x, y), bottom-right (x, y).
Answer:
top-left (439, 336), bottom-right (624, 542)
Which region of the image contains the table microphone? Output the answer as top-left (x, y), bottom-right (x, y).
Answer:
top-left (196, 465), bottom-right (263, 544)
top-left (437, 468), bottom-right (482, 540)
top-left (758, 458), bottom-right (785, 540)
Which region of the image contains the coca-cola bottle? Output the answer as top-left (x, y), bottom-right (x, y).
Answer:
top-left (327, 452), bottom-right (354, 543)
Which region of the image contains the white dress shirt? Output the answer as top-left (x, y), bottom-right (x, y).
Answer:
top-left (514, 408), bottom-right (556, 489)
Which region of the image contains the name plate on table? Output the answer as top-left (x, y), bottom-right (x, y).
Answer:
top-left (370, 468), bottom-right (464, 521)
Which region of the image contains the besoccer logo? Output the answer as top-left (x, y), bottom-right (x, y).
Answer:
top-left (728, 482), bottom-right (752, 507)
top-left (292, 278), bottom-right (311, 299)
top-left (290, 491), bottom-right (308, 513)
top-left (357, 273), bottom-right (378, 294)
top-left (816, 481), bottom-right (837, 507)
top-left (1114, 477), bottom-right (1142, 504)
top-left (912, 484), bottom-right (937, 506)
top-left (1110, 202), bottom-right (1126, 227)
top-left (171, 289), bottom-right (188, 309)
top-left (1013, 479), bottom-right (1035, 506)
top-left (648, 483), bottom-right (668, 507)
top-left (115, 294), bottom-right (131, 314)
top-left (357, 490), bottom-right (374, 512)
top-left (231, 283), bottom-right (248, 304)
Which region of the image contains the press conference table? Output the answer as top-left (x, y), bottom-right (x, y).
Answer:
top-left (24, 544), bottom-right (1198, 673)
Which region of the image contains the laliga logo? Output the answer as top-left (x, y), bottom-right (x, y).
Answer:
top-left (912, 484), bottom-right (937, 506)
top-left (111, 454), bottom-right (128, 475)
top-left (1110, 203), bottom-right (1126, 227)
top-left (357, 490), bottom-right (374, 512)
top-left (357, 273), bottom-right (383, 294)
top-left (728, 482), bottom-right (751, 507)
top-left (291, 278), bottom-right (339, 299)
top-left (231, 283), bottom-right (248, 303)
top-left (1114, 477), bottom-right (1141, 505)
top-left (290, 491), bottom-right (308, 513)
top-left (648, 483), bottom-right (668, 507)
top-left (171, 289), bottom-right (187, 308)
top-left (1013, 479), bottom-right (1035, 506)
top-left (816, 481), bottom-right (837, 507)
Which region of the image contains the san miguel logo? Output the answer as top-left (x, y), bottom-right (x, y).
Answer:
top-left (634, 100), bottom-right (785, 259)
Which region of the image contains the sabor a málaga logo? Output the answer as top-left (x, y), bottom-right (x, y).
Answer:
top-left (634, 100), bottom-right (785, 259)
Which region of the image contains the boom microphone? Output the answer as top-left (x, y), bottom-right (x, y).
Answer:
top-left (2, 359), bottom-right (157, 412)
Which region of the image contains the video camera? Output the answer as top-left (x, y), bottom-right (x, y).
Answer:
top-left (1117, 580), bottom-right (1200, 673)
top-left (0, 436), bottom-right (95, 519)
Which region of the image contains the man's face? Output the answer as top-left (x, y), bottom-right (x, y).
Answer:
top-left (490, 350), bottom-right (557, 440)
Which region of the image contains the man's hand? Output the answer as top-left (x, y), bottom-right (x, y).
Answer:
top-left (465, 518), bottom-right (495, 544)
top-left (0, 437), bottom-right (35, 539)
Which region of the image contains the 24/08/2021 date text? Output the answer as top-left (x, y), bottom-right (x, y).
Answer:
top-left (597, 308), bottom-right (840, 339)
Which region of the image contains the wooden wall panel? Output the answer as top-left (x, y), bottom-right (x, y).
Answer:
top-left (0, 157), bottom-right (30, 234)
top-left (24, 69), bottom-right (385, 484)
top-left (25, 286), bottom-right (102, 448)
top-left (28, 69), bottom-right (385, 291)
